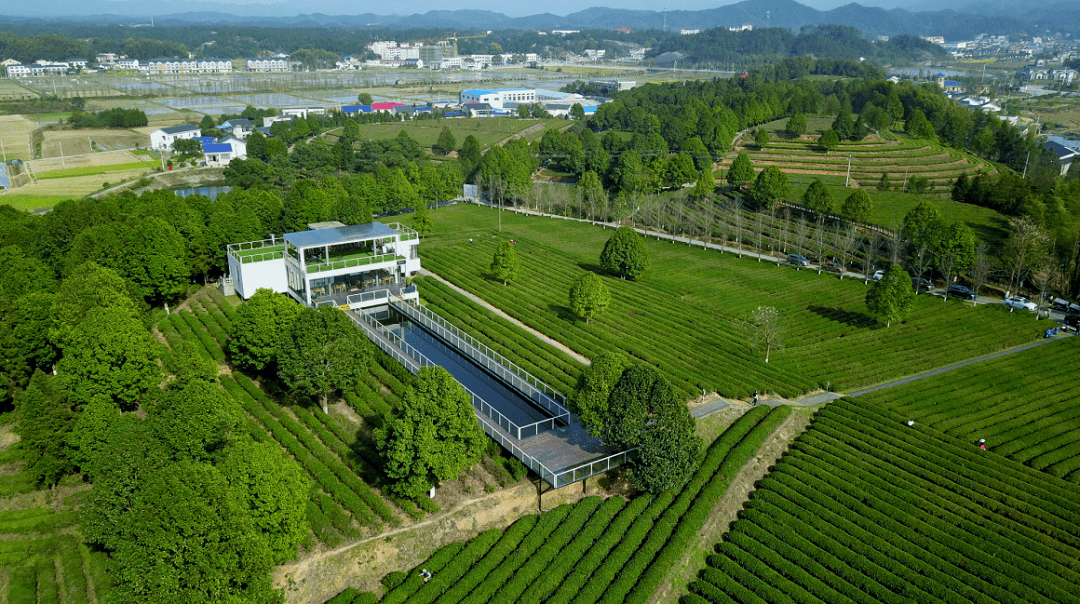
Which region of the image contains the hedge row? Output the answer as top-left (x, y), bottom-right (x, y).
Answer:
top-left (379, 541), bottom-right (464, 604)
top-left (160, 312), bottom-right (213, 359)
top-left (223, 375), bottom-right (380, 530)
top-left (8, 564), bottom-right (37, 604)
top-left (524, 496), bottom-right (627, 601)
top-left (58, 542), bottom-right (91, 604)
top-left (0, 509), bottom-right (79, 534)
top-left (431, 515), bottom-right (539, 604)
top-left (490, 496), bottom-right (605, 603)
top-left (234, 375), bottom-right (400, 526)
top-left (620, 406), bottom-right (791, 604)
top-left (459, 504), bottom-right (574, 604)
top-left (693, 401), bottom-right (1080, 604)
top-left (37, 560), bottom-right (59, 604)
top-left (178, 310), bottom-right (225, 362)
top-left (384, 529), bottom-right (502, 604)
top-left (192, 308), bottom-right (230, 353)
top-left (306, 495), bottom-right (344, 548)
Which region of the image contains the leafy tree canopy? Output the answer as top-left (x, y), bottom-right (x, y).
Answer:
top-left (866, 264), bottom-right (915, 328)
top-left (277, 306), bottom-right (372, 413)
top-left (375, 366), bottom-right (487, 500)
top-left (569, 272), bottom-right (611, 325)
top-left (600, 226), bottom-right (648, 280)
top-left (228, 289), bottom-right (301, 372)
top-left (490, 240), bottom-right (520, 286)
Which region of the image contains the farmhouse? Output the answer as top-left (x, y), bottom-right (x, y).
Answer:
top-left (150, 124), bottom-right (200, 150)
top-left (218, 118), bottom-right (254, 138)
top-left (226, 221), bottom-right (421, 310)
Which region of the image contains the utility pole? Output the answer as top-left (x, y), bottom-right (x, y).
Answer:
top-left (845, 153), bottom-right (852, 187)
top-left (1022, 149), bottom-right (1031, 179)
top-left (59, 141), bottom-right (65, 169)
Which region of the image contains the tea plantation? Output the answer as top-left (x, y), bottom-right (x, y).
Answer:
top-left (680, 398), bottom-right (1080, 604)
top-left (414, 204), bottom-right (1042, 399)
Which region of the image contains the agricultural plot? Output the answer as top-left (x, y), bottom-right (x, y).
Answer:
top-left (681, 398), bottom-right (1080, 604)
top-left (15, 167), bottom-right (151, 200)
top-left (858, 336), bottom-right (1080, 483)
top-left (414, 204), bottom-right (1041, 399)
top-left (0, 434), bottom-right (112, 604)
top-left (37, 129), bottom-right (148, 160)
top-left (724, 122), bottom-right (997, 206)
top-left (15, 76), bottom-right (118, 99)
top-left (0, 114), bottom-right (36, 161)
top-left (354, 405), bottom-right (790, 604)
top-left (0, 78), bottom-right (34, 101)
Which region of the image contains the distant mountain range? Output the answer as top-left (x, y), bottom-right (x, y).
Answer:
top-left (2, 0), bottom-right (1078, 39)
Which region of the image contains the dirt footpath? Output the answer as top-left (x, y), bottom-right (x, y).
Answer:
top-left (650, 410), bottom-right (813, 603)
top-left (274, 476), bottom-right (611, 604)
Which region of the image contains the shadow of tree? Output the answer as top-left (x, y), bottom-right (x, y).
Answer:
top-left (807, 305), bottom-right (876, 328)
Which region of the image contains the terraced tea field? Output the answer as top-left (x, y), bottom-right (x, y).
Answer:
top-left (0, 429), bottom-right (112, 604)
top-left (680, 398), bottom-right (1080, 604)
top-left (413, 204), bottom-right (1042, 400)
top-left (323, 405), bottom-right (791, 604)
top-left (858, 335), bottom-right (1080, 483)
top-left (725, 123), bottom-right (997, 194)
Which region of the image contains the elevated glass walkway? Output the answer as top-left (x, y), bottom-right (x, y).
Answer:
top-left (342, 303), bottom-right (632, 489)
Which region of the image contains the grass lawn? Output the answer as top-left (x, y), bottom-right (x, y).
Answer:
top-left (0, 193), bottom-right (74, 211)
top-left (35, 161), bottom-right (157, 179)
top-left (410, 204), bottom-right (1043, 400)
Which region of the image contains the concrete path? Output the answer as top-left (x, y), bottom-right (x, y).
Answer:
top-left (418, 268), bottom-right (592, 366)
top-left (847, 331), bottom-right (1077, 397)
top-left (690, 399), bottom-right (730, 418)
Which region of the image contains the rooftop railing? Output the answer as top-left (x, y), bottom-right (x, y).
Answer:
top-left (227, 237), bottom-right (285, 264)
top-left (305, 252), bottom-right (403, 274)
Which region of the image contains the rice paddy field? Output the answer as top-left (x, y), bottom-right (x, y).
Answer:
top-left (37, 129), bottom-right (148, 159)
top-left (0, 114), bottom-right (35, 161)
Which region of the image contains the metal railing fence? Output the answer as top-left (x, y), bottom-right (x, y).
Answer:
top-left (391, 301), bottom-right (568, 415)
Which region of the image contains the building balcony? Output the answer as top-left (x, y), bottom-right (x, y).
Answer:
top-left (305, 250), bottom-right (404, 274)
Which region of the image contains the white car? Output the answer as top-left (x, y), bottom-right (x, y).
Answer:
top-left (1005, 296), bottom-right (1037, 312)
top-left (872, 270), bottom-right (884, 281)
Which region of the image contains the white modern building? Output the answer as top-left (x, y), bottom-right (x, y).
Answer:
top-left (227, 221), bottom-right (421, 309)
top-left (459, 88), bottom-right (537, 109)
top-left (150, 124), bottom-right (200, 150)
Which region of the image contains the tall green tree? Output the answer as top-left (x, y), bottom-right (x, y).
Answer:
top-left (726, 151), bottom-right (754, 186)
top-left (866, 264), bottom-right (915, 328)
top-left (412, 200), bottom-right (433, 238)
top-left (14, 371), bottom-right (75, 486)
top-left (748, 166), bottom-right (789, 210)
top-left (692, 168), bottom-right (715, 201)
top-left (277, 306), bottom-right (372, 414)
top-left (818, 129), bottom-right (840, 153)
top-left (600, 226), bottom-right (648, 280)
top-left (222, 438), bottom-right (310, 565)
top-left (754, 129), bottom-right (770, 149)
top-left (51, 261), bottom-right (142, 347)
top-left (572, 352), bottom-right (632, 438)
top-left (375, 366), bottom-right (487, 499)
top-left (357, 92), bottom-right (374, 105)
top-left (786, 113), bottom-right (807, 137)
top-left (569, 273), bottom-right (611, 324)
top-left (603, 365), bottom-right (701, 494)
top-left (55, 306), bottom-right (160, 409)
top-left (434, 126), bottom-right (456, 155)
top-left (802, 179), bottom-right (834, 217)
top-left (490, 240), bottom-right (519, 286)
top-left (840, 189), bottom-right (873, 223)
top-left (228, 289), bottom-right (301, 372)
top-left (832, 108), bottom-right (854, 140)
top-left (905, 109), bottom-right (935, 139)
top-left (901, 201), bottom-right (944, 250)
top-left (147, 379), bottom-right (237, 464)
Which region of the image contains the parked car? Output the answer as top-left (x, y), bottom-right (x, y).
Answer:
top-left (823, 262), bottom-right (844, 274)
top-left (1005, 296), bottom-right (1038, 312)
top-left (787, 254), bottom-right (810, 267)
top-left (1063, 313), bottom-right (1080, 330)
top-left (911, 277), bottom-right (933, 291)
top-left (872, 270), bottom-right (885, 281)
top-left (947, 284), bottom-right (977, 300)
top-left (1052, 297), bottom-right (1080, 313)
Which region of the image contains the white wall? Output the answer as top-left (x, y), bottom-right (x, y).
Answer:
top-left (229, 256), bottom-right (288, 300)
